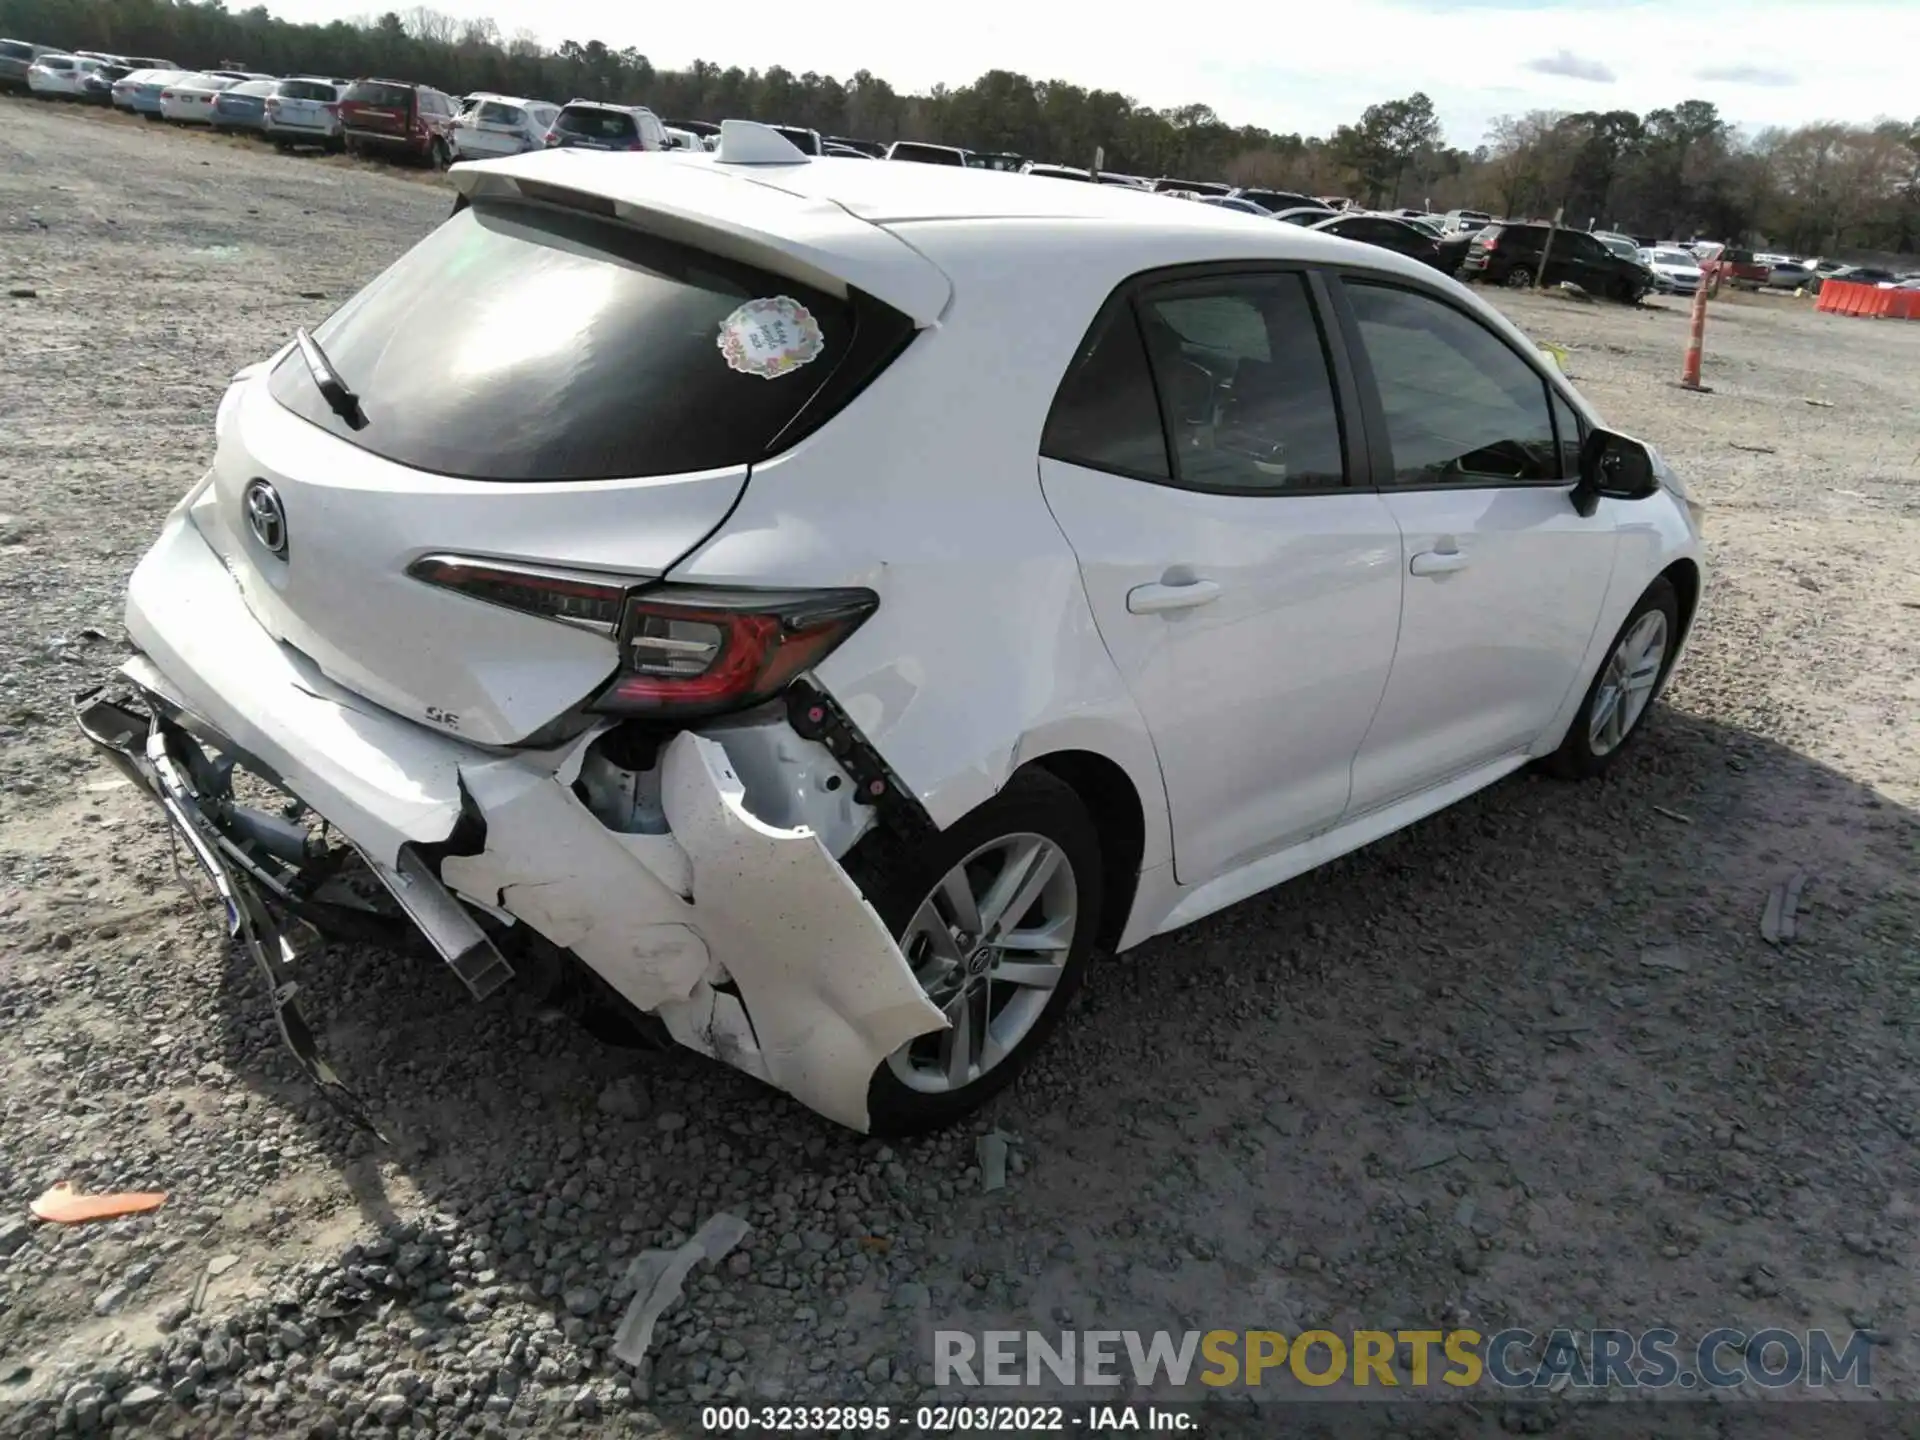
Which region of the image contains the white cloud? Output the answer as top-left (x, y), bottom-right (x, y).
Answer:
top-left (261, 0), bottom-right (1917, 145)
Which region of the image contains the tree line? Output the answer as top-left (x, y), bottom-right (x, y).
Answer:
top-left (5, 0), bottom-right (1915, 253)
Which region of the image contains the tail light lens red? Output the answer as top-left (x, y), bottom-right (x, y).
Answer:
top-left (405, 556), bottom-right (877, 720)
top-left (543, 130), bottom-right (558, 146)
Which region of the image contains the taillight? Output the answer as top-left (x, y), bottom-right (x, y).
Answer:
top-left (595, 589), bottom-right (878, 718)
top-left (543, 130), bottom-right (558, 146)
top-left (160, 90), bottom-right (172, 99)
top-left (405, 556), bottom-right (876, 719)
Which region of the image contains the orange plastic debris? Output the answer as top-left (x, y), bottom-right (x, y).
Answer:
top-left (29, 1181), bottom-right (168, 1224)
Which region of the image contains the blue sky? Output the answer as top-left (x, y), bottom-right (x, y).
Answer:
top-left (265, 0), bottom-right (1918, 144)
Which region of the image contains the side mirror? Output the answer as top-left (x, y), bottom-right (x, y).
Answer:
top-left (1571, 426), bottom-right (1658, 517)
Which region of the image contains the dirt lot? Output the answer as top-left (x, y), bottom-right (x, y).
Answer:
top-left (3, 96), bottom-right (1919, 1437)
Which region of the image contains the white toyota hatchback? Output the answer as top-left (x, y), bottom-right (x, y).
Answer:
top-left (82, 123), bottom-right (1706, 1137)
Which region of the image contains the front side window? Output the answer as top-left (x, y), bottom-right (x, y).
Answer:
top-left (267, 200), bottom-right (870, 482)
top-left (1135, 273), bottom-right (1346, 492)
top-left (1345, 282), bottom-right (1560, 486)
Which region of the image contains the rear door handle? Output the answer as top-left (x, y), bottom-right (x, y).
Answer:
top-left (1127, 579), bottom-right (1223, 615)
top-left (1409, 549), bottom-right (1470, 577)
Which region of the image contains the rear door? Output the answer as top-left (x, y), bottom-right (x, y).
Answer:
top-left (1333, 279), bottom-right (1617, 813)
top-left (1038, 269), bottom-right (1405, 885)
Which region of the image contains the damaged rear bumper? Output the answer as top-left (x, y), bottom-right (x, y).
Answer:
top-left (79, 512), bottom-right (944, 1132)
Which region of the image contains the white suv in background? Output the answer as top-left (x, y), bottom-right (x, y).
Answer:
top-left (450, 93), bottom-right (559, 160)
top-left (82, 123), bottom-right (1706, 1139)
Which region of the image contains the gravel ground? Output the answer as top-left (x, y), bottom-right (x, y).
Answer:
top-left (3, 96), bottom-right (1920, 1437)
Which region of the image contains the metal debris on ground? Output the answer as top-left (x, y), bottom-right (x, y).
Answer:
top-left (978, 1132), bottom-right (1010, 1192)
top-left (1804, 398), bottom-right (1835, 408)
top-left (1651, 805), bottom-right (1693, 824)
top-left (1729, 443), bottom-right (1777, 454)
top-left (29, 1181), bottom-right (167, 1224)
top-left (1761, 871), bottom-right (1809, 945)
top-left (609, 1212), bottom-right (751, 1367)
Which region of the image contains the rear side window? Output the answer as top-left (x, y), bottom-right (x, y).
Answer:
top-left (558, 106), bottom-right (635, 139)
top-left (1041, 302), bottom-right (1171, 480)
top-left (267, 201), bottom-right (892, 482)
top-left (1345, 282), bottom-right (1559, 486)
top-left (344, 81), bottom-right (412, 108)
top-left (1136, 274), bottom-right (1346, 492)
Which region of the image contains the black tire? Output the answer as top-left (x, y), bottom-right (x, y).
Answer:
top-left (1544, 577), bottom-right (1680, 780)
top-left (1505, 264), bottom-right (1535, 290)
top-left (429, 138), bottom-right (450, 170)
top-left (851, 769), bottom-right (1103, 1137)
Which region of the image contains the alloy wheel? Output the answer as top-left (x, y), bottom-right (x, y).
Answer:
top-left (1588, 610), bottom-right (1668, 756)
top-left (885, 833), bottom-right (1077, 1095)
top-left (1506, 265), bottom-right (1535, 290)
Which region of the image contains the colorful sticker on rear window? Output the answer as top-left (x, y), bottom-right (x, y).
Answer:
top-left (717, 296), bottom-right (825, 379)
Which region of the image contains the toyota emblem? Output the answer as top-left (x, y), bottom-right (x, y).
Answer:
top-left (243, 478), bottom-right (288, 558)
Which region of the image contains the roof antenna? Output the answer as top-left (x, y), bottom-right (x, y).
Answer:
top-left (713, 119), bottom-right (810, 166)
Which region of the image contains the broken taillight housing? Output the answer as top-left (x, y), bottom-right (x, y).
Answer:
top-left (597, 588), bottom-right (878, 718)
top-left (406, 555), bottom-right (876, 720)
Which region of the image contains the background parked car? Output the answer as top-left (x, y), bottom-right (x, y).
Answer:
top-left (449, 95), bottom-right (558, 160)
top-left (824, 134), bottom-right (885, 157)
top-left (1310, 211), bottom-right (1447, 269)
top-left (1638, 246), bottom-right (1703, 295)
top-left (546, 101), bottom-right (668, 152)
top-left (1701, 246), bottom-right (1770, 289)
top-left (211, 78), bottom-right (279, 133)
top-left (886, 140), bottom-right (969, 165)
top-left (1462, 222), bottom-right (1650, 302)
top-left (821, 142), bottom-right (874, 158)
top-left (1271, 206), bottom-right (1333, 226)
top-left (112, 68), bottom-right (177, 116)
top-left (0, 38), bottom-right (53, 89)
top-left (768, 124), bottom-right (823, 155)
top-left (1767, 258), bottom-right (1814, 290)
top-left (1197, 195), bottom-right (1274, 217)
top-left (158, 72), bottom-right (240, 124)
top-left (78, 59), bottom-right (130, 103)
top-left (264, 78), bottom-right (343, 150)
top-left (338, 78), bottom-right (459, 166)
top-left (27, 53), bottom-right (100, 98)
top-left (1150, 176), bottom-right (1231, 195)
top-left (1233, 187), bottom-right (1324, 214)
top-left (1594, 231), bottom-right (1641, 260)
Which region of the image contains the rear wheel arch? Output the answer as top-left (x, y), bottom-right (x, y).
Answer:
top-left (1019, 749), bottom-right (1145, 954)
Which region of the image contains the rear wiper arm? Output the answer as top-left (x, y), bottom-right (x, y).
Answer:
top-left (295, 327), bottom-right (367, 431)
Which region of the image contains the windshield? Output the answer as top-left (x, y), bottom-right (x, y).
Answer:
top-left (344, 81), bottom-right (413, 108)
top-left (558, 107), bottom-right (636, 139)
top-left (266, 201), bottom-right (862, 482)
top-left (1652, 249), bottom-right (1695, 266)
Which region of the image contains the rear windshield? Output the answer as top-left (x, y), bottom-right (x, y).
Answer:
top-left (557, 106), bottom-right (636, 139)
top-left (890, 143), bottom-right (963, 165)
top-left (267, 201), bottom-right (865, 482)
top-left (277, 79), bottom-right (335, 101)
top-left (343, 81), bottom-right (412, 108)
top-left (229, 80), bottom-right (275, 97)
top-left (477, 101), bottom-right (525, 125)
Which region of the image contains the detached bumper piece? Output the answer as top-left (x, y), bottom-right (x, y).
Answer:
top-left (75, 687), bottom-right (500, 1139)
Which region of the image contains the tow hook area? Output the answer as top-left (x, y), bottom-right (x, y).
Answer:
top-left (74, 689), bottom-right (390, 1138)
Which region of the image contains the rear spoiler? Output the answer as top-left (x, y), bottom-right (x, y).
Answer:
top-left (447, 155), bottom-right (952, 326)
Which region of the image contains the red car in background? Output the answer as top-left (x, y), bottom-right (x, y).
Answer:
top-left (1694, 243), bottom-right (1770, 291)
top-left (338, 78), bottom-right (458, 167)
